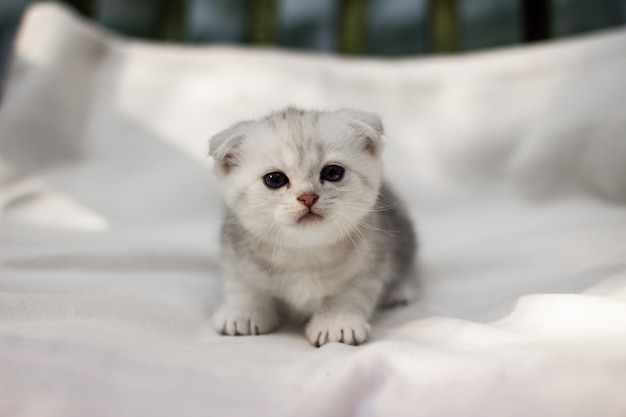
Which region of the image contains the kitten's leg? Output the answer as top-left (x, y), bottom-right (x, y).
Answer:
top-left (305, 279), bottom-right (383, 347)
top-left (213, 284), bottom-right (281, 336)
top-left (379, 274), bottom-right (419, 308)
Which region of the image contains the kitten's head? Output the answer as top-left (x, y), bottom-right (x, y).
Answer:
top-left (209, 107), bottom-right (384, 248)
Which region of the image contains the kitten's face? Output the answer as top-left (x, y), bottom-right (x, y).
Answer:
top-left (210, 108), bottom-right (384, 248)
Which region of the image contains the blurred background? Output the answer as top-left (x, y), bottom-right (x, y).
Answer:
top-left (1, 0), bottom-right (626, 92)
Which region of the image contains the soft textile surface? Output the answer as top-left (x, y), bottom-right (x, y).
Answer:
top-left (2, 3), bottom-right (626, 416)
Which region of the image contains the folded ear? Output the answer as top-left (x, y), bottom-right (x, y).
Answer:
top-left (209, 121), bottom-right (250, 174)
top-left (336, 108), bottom-right (385, 155)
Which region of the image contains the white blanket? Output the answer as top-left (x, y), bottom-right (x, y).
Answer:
top-left (2, 3), bottom-right (626, 416)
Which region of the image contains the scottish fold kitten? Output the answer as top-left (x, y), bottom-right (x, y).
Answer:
top-left (209, 107), bottom-right (416, 346)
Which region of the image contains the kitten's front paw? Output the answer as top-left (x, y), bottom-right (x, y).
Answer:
top-left (305, 313), bottom-right (371, 347)
top-left (213, 305), bottom-right (280, 336)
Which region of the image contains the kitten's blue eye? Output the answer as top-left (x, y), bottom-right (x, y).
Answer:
top-left (263, 171), bottom-right (289, 189)
top-left (321, 165), bottom-right (344, 182)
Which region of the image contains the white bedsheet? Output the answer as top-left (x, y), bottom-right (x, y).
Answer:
top-left (1, 3), bottom-right (626, 416)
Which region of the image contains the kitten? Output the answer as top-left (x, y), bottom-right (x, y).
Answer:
top-left (209, 107), bottom-right (416, 346)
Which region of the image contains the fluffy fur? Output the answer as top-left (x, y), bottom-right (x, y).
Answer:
top-left (209, 107), bottom-right (416, 346)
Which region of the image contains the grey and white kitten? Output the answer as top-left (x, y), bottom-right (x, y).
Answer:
top-left (209, 107), bottom-right (416, 346)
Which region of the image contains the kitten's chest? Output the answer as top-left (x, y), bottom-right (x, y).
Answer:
top-left (259, 244), bottom-right (361, 312)
top-left (269, 241), bottom-right (361, 276)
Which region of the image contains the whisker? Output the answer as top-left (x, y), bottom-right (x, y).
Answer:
top-left (357, 220), bottom-right (400, 237)
top-left (270, 223), bottom-right (286, 275)
top-left (333, 218), bottom-right (362, 261)
top-left (341, 202), bottom-right (397, 213)
top-left (336, 211), bottom-right (373, 256)
top-left (343, 215), bottom-right (370, 254)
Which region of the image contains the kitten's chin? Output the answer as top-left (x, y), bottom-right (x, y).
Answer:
top-left (297, 212), bottom-right (324, 224)
top-left (281, 218), bottom-right (345, 248)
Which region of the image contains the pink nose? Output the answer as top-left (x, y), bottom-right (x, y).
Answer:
top-left (298, 193), bottom-right (319, 208)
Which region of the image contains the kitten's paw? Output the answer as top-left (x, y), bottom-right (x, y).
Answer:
top-left (305, 313), bottom-right (371, 347)
top-left (213, 305), bottom-right (280, 336)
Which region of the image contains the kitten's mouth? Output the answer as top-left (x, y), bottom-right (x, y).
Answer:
top-left (297, 211), bottom-right (324, 224)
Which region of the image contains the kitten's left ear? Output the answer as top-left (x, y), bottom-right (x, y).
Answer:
top-left (337, 108), bottom-right (384, 155)
top-left (209, 122), bottom-right (250, 174)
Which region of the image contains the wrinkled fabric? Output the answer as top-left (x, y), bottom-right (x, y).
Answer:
top-left (1, 4), bottom-right (626, 417)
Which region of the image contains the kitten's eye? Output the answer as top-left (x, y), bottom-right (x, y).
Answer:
top-left (320, 165), bottom-right (345, 182)
top-left (263, 171), bottom-right (289, 189)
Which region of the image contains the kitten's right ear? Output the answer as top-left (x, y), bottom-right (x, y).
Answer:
top-left (209, 122), bottom-right (249, 174)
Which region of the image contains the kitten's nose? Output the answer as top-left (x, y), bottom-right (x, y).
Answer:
top-left (298, 193), bottom-right (319, 208)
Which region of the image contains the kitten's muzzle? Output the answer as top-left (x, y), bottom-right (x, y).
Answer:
top-left (297, 193), bottom-right (319, 208)
top-left (296, 193), bottom-right (323, 224)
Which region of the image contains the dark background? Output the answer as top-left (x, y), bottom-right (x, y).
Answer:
top-left (1, 0), bottom-right (626, 93)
